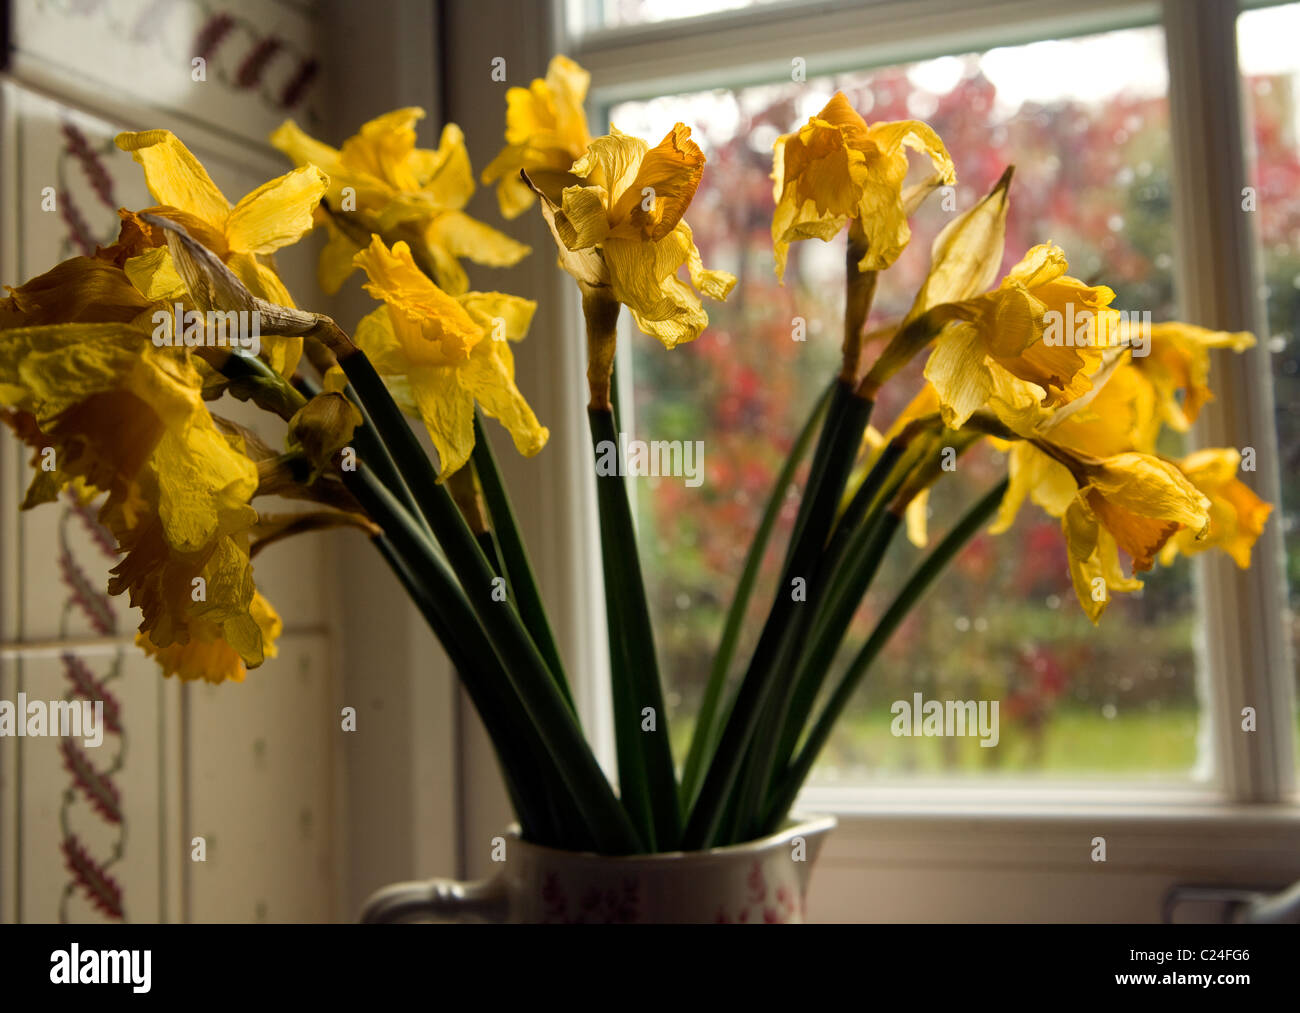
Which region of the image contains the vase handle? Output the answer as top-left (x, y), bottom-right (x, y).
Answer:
top-left (359, 875), bottom-right (509, 924)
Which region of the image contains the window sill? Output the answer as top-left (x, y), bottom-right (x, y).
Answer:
top-left (795, 784), bottom-right (1300, 876)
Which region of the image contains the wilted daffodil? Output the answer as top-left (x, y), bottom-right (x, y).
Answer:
top-left (529, 122), bottom-right (736, 404)
top-left (1056, 451), bottom-right (1210, 622)
top-left (482, 55), bottom-right (593, 219)
top-left (109, 499), bottom-right (280, 684)
top-left (922, 243), bottom-right (1120, 431)
top-left (114, 129), bottom-right (326, 375)
top-left (0, 321), bottom-right (280, 678)
top-left (352, 235), bottom-right (548, 476)
top-left (271, 108), bottom-right (529, 296)
top-left (989, 433), bottom-right (1214, 623)
top-left (1128, 321), bottom-right (1255, 432)
top-left (138, 590), bottom-right (281, 684)
top-left (0, 254), bottom-right (154, 329)
top-left (1160, 448), bottom-right (1272, 569)
top-left (990, 435), bottom-right (1211, 623)
top-left (771, 92), bottom-right (955, 281)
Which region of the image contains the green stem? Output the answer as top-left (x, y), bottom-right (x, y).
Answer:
top-left (761, 478), bottom-right (1009, 834)
top-left (369, 530), bottom-right (558, 845)
top-left (680, 380), bottom-right (832, 810)
top-left (471, 411), bottom-right (573, 715)
top-left (683, 383), bottom-right (873, 849)
top-left (589, 406), bottom-right (681, 851)
top-left (766, 439), bottom-right (912, 776)
top-left (339, 347), bottom-right (642, 854)
top-left (735, 509), bottom-right (901, 840)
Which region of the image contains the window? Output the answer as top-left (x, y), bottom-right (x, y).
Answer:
top-left (561, 0), bottom-right (1299, 810)
top-left (611, 25), bottom-right (1220, 783)
top-left (1238, 1), bottom-right (1300, 768)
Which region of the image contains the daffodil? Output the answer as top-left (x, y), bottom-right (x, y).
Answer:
top-left (1160, 448), bottom-right (1271, 568)
top-left (531, 123), bottom-right (736, 354)
top-left (995, 437), bottom-right (1210, 622)
top-left (1127, 321), bottom-right (1255, 431)
top-left (482, 55), bottom-right (593, 219)
top-left (271, 108), bottom-right (529, 296)
top-left (0, 255), bottom-right (154, 328)
top-left (0, 320), bottom-right (279, 678)
top-left (0, 323), bottom-right (254, 525)
top-left (922, 243), bottom-right (1120, 430)
top-left (138, 590), bottom-right (281, 684)
top-left (352, 235), bottom-right (548, 476)
top-left (115, 129), bottom-right (327, 375)
top-left (771, 92), bottom-right (955, 281)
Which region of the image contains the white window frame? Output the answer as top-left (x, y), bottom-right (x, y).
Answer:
top-left (444, 0), bottom-right (1300, 916)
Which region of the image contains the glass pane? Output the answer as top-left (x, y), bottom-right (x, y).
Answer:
top-left (1238, 1), bottom-right (1300, 768)
top-left (612, 24), bottom-right (1210, 784)
top-left (569, 0), bottom-right (785, 34)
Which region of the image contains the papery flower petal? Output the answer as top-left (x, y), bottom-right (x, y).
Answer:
top-left (557, 185), bottom-right (612, 249)
top-left (608, 123), bottom-right (704, 241)
top-left (424, 210), bottom-right (531, 266)
top-left (923, 322), bottom-right (992, 428)
top-left (225, 165), bottom-right (329, 255)
top-left (455, 291), bottom-right (537, 342)
top-left (409, 363), bottom-right (476, 475)
top-left (1, 257), bottom-right (152, 327)
top-left (572, 126), bottom-right (648, 200)
top-left (354, 236), bottom-right (482, 364)
top-left (340, 107), bottom-right (425, 192)
top-left (680, 221), bottom-right (737, 301)
top-left (115, 130), bottom-right (230, 229)
top-left (317, 220), bottom-right (362, 294)
top-left (604, 234), bottom-right (708, 348)
top-left (1160, 448), bottom-right (1272, 568)
top-left (461, 338), bottom-right (549, 462)
top-left (124, 248), bottom-right (188, 302)
top-left (412, 123), bottom-right (476, 210)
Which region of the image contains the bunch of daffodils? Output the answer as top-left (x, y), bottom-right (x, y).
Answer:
top-left (1, 60), bottom-right (1269, 856)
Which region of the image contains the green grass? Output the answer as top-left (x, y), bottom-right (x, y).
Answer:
top-left (671, 705), bottom-right (1205, 780)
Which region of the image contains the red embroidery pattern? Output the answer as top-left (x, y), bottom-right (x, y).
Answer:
top-left (56, 496), bottom-right (128, 922)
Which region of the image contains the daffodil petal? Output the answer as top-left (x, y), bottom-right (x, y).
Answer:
top-left (115, 130), bottom-right (230, 229)
top-left (225, 165), bottom-right (329, 255)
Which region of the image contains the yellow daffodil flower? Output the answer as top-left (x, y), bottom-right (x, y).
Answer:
top-left (0, 323), bottom-right (255, 534)
top-left (0, 320), bottom-right (278, 679)
top-left (771, 92), bottom-right (955, 281)
top-left (0, 255), bottom-right (154, 328)
top-left (482, 55), bottom-right (593, 219)
top-left (115, 129), bottom-right (327, 375)
top-left (352, 235), bottom-right (548, 476)
top-left (1160, 448), bottom-right (1271, 568)
top-left (1127, 321), bottom-right (1256, 431)
top-left (532, 123), bottom-right (736, 350)
top-left (271, 108), bottom-right (529, 296)
top-left (138, 590), bottom-right (281, 684)
top-left (999, 440), bottom-right (1210, 622)
top-left (922, 243), bottom-right (1120, 430)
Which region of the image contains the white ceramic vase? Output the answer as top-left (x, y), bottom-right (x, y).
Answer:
top-left (360, 815), bottom-right (836, 924)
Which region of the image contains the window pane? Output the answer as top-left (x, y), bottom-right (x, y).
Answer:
top-left (612, 25), bottom-right (1211, 783)
top-left (1238, 1), bottom-right (1300, 768)
top-left (568, 0), bottom-right (785, 34)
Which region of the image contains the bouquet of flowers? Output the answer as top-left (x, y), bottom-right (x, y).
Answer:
top-left (1, 55), bottom-right (1269, 855)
